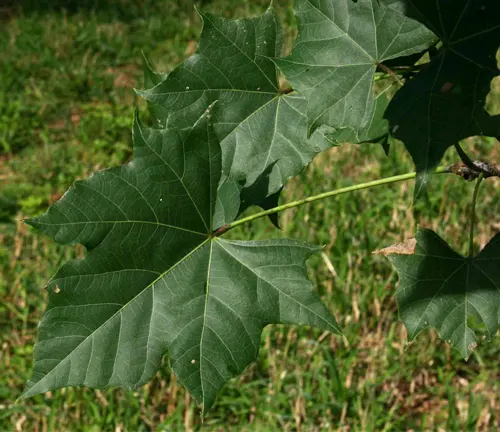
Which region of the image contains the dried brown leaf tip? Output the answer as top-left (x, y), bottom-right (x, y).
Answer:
top-left (373, 238), bottom-right (416, 257)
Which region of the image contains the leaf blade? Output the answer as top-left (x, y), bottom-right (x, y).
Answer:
top-left (276, 0), bottom-right (436, 134)
top-left (387, 228), bottom-right (500, 359)
top-left (25, 110), bottom-right (339, 411)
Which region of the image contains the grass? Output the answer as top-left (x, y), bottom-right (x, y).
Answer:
top-left (1, 1), bottom-right (499, 430)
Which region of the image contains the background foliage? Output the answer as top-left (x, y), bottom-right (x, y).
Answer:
top-left (1, 0), bottom-right (499, 430)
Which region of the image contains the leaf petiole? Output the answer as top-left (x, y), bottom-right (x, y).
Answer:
top-left (219, 166), bottom-right (451, 235)
top-left (468, 173), bottom-right (485, 257)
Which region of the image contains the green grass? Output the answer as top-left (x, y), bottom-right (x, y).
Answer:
top-left (1, 1), bottom-right (499, 430)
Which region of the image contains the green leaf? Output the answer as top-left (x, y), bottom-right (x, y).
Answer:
top-left (276, 0), bottom-right (436, 134)
top-left (387, 228), bottom-right (500, 359)
top-left (139, 8), bottom-right (333, 226)
top-left (24, 112), bottom-right (339, 412)
top-left (325, 87), bottom-right (391, 147)
top-left (384, 0), bottom-right (500, 198)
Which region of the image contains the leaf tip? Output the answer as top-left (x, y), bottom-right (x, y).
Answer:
top-left (24, 216), bottom-right (41, 231)
top-left (265, 1), bottom-right (277, 14)
top-left (194, 5), bottom-right (208, 21)
top-left (135, 88), bottom-right (158, 111)
top-left (23, 217), bottom-right (35, 227)
top-left (18, 383), bottom-right (37, 401)
top-left (132, 107), bottom-right (143, 130)
top-left (133, 87), bottom-right (147, 98)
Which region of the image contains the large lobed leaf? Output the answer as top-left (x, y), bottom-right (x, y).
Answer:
top-left (24, 112), bottom-right (340, 411)
top-left (276, 0), bottom-right (437, 135)
top-left (387, 228), bottom-right (500, 359)
top-left (139, 8), bottom-right (335, 226)
top-left (384, 0), bottom-right (500, 198)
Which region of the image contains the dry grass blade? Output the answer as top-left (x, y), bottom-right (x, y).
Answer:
top-left (372, 238), bottom-right (417, 256)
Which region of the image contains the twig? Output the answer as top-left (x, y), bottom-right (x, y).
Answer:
top-left (453, 143), bottom-right (499, 178)
top-left (449, 161), bottom-right (500, 181)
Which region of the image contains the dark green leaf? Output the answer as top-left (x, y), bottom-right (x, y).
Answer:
top-left (276, 0), bottom-right (436, 134)
top-left (138, 8), bottom-right (333, 226)
top-left (24, 112), bottom-right (339, 412)
top-left (384, 0), bottom-right (500, 198)
top-left (387, 228), bottom-right (500, 359)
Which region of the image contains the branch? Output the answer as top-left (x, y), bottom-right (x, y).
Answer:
top-left (453, 143), bottom-right (500, 179)
top-left (450, 161), bottom-right (500, 181)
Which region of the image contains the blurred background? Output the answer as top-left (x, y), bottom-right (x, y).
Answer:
top-left (0, 1), bottom-right (499, 430)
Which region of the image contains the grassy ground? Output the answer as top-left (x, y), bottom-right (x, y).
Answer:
top-left (1, 1), bottom-right (499, 430)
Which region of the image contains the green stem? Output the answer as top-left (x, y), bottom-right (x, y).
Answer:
top-left (221, 167), bottom-right (451, 234)
top-left (468, 173), bottom-right (484, 257)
